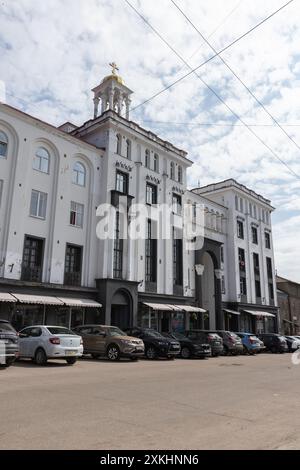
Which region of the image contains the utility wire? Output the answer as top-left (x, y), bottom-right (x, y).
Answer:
top-left (125, 0), bottom-right (294, 114)
top-left (124, 0), bottom-right (299, 179)
top-left (171, 0), bottom-right (300, 154)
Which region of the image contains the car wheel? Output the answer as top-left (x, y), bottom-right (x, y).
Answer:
top-left (66, 357), bottom-right (77, 365)
top-left (5, 357), bottom-right (15, 367)
top-left (91, 353), bottom-right (101, 359)
top-left (107, 344), bottom-right (120, 361)
top-left (35, 348), bottom-right (47, 366)
top-left (223, 346), bottom-right (229, 356)
top-left (146, 346), bottom-right (157, 360)
top-left (243, 346), bottom-right (249, 355)
top-left (271, 346), bottom-right (277, 354)
top-left (181, 347), bottom-right (191, 359)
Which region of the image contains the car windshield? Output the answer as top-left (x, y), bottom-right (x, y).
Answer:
top-left (107, 327), bottom-right (127, 337)
top-left (278, 336), bottom-right (287, 342)
top-left (172, 332), bottom-right (186, 340)
top-left (47, 327), bottom-right (76, 335)
top-left (143, 329), bottom-right (164, 339)
top-left (0, 322), bottom-right (16, 333)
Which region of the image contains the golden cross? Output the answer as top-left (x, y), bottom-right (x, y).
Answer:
top-left (109, 62), bottom-right (119, 75)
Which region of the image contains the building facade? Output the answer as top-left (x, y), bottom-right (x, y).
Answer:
top-left (277, 275), bottom-right (300, 335)
top-left (0, 69), bottom-right (278, 334)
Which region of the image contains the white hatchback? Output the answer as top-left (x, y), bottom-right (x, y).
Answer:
top-left (18, 325), bottom-right (83, 365)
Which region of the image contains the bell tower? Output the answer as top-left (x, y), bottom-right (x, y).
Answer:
top-left (92, 63), bottom-right (133, 120)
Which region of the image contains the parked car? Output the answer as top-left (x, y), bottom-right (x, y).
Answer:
top-left (284, 336), bottom-right (300, 352)
top-left (235, 332), bottom-right (261, 355)
top-left (73, 325), bottom-right (144, 361)
top-left (0, 320), bottom-right (19, 368)
top-left (256, 337), bottom-right (266, 353)
top-left (258, 333), bottom-right (288, 354)
top-left (162, 332), bottom-right (211, 359)
top-left (124, 327), bottom-right (181, 359)
top-left (18, 325), bottom-right (83, 365)
top-left (184, 330), bottom-right (223, 357)
top-left (210, 330), bottom-right (243, 355)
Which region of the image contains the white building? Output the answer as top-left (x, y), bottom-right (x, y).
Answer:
top-left (0, 68), bottom-right (278, 333)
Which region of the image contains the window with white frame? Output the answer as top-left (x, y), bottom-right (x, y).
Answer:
top-left (178, 165), bottom-right (183, 183)
top-left (235, 195), bottom-right (239, 210)
top-left (116, 134), bottom-right (122, 155)
top-left (72, 162), bottom-right (86, 187)
top-left (33, 147), bottom-right (50, 173)
top-left (253, 205), bottom-right (257, 219)
top-left (239, 198), bottom-right (244, 213)
top-left (126, 139), bottom-right (131, 159)
top-left (70, 201), bottom-right (84, 227)
top-left (170, 161), bottom-right (175, 180)
top-left (30, 190), bottom-right (47, 219)
top-left (0, 131), bottom-right (8, 158)
top-left (153, 153), bottom-right (159, 172)
top-left (145, 149), bottom-right (150, 168)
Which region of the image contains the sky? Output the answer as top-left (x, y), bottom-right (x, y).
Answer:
top-left (0, 0), bottom-right (300, 282)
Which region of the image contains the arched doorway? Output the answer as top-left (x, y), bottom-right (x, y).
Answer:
top-left (111, 289), bottom-right (132, 330)
top-left (202, 252), bottom-right (216, 330)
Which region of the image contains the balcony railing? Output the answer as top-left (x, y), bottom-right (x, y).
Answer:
top-left (21, 266), bottom-right (42, 282)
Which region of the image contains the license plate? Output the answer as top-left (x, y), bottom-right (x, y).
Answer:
top-left (65, 350), bottom-right (77, 356)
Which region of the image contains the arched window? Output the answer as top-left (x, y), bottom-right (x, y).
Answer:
top-left (170, 161), bottom-right (175, 180)
top-left (145, 149), bottom-right (150, 168)
top-left (116, 134), bottom-right (122, 155)
top-left (0, 131), bottom-right (8, 158)
top-left (154, 153), bottom-right (159, 172)
top-left (33, 147), bottom-right (50, 173)
top-left (126, 139), bottom-right (131, 159)
top-left (72, 161), bottom-right (86, 186)
top-left (178, 165), bottom-right (182, 183)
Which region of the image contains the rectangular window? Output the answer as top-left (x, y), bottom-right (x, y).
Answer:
top-left (115, 171), bottom-right (128, 194)
top-left (0, 180), bottom-right (3, 207)
top-left (64, 244), bottom-right (82, 286)
top-left (269, 282), bottom-right (274, 300)
top-left (239, 198), bottom-right (243, 213)
top-left (238, 248), bottom-right (246, 271)
top-left (253, 205), bottom-right (257, 219)
top-left (113, 211), bottom-right (123, 279)
top-left (146, 183), bottom-right (157, 205)
top-left (255, 280), bottom-right (261, 298)
top-left (249, 203), bottom-right (253, 217)
top-left (253, 253), bottom-right (260, 274)
top-left (173, 229), bottom-right (183, 286)
top-left (266, 257), bottom-right (273, 279)
top-left (240, 276), bottom-right (247, 296)
top-left (220, 245), bottom-right (224, 263)
top-left (21, 236), bottom-right (44, 282)
top-left (265, 232), bottom-right (271, 249)
top-left (145, 219), bottom-right (157, 283)
top-left (70, 201), bottom-right (84, 227)
top-left (30, 190), bottom-right (47, 219)
top-left (172, 193), bottom-right (182, 215)
top-left (252, 226), bottom-right (258, 244)
top-left (237, 220), bottom-right (244, 239)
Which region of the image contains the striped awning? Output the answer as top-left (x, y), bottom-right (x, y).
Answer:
top-left (224, 309), bottom-right (240, 316)
top-left (243, 310), bottom-right (276, 318)
top-left (143, 303), bottom-right (205, 313)
top-left (143, 303), bottom-right (174, 311)
top-left (11, 294), bottom-right (64, 305)
top-left (0, 293), bottom-right (17, 303)
top-left (57, 298), bottom-right (102, 308)
top-left (174, 305), bottom-right (206, 313)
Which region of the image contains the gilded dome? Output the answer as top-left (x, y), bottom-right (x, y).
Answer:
top-left (101, 74), bottom-right (125, 86)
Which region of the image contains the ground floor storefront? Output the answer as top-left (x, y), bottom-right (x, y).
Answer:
top-left (223, 303), bottom-right (279, 334)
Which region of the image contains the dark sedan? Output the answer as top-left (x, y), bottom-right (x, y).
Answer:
top-left (0, 320), bottom-right (19, 368)
top-left (124, 327), bottom-right (181, 359)
top-left (184, 330), bottom-right (224, 357)
top-left (163, 332), bottom-right (211, 359)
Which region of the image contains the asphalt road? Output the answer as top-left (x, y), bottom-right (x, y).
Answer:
top-left (1, 353), bottom-right (300, 450)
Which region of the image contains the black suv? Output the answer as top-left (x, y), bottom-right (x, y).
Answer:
top-left (124, 327), bottom-right (181, 359)
top-left (185, 330), bottom-right (224, 357)
top-left (0, 320), bottom-right (19, 368)
top-left (163, 332), bottom-right (211, 359)
top-left (258, 333), bottom-right (288, 353)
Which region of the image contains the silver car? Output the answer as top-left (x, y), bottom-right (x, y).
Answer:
top-left (18, 325), bottom-right (83, 365)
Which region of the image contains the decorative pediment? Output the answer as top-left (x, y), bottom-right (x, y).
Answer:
top-left (172, 186), bottom-right (185, 195)
top-left (115, 160), bottom-right (133, 172)
top-left (146, 174), bottom-right (161, 185)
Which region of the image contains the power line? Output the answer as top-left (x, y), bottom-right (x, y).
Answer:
top-left (125, 0), bottom-right (294, 114)
top-left (170, 0), bottom-right (300, 155)
top-left (124, 0), bottom-right (299, 179)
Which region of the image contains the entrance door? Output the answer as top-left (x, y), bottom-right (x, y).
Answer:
top-left (111, 305), bottom-right (130, 330)
top-left (161, 313), bottom-right (170, 333)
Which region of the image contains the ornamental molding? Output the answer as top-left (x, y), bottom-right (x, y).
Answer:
top-left (172, 185), bottom-right (185, 195)
top-left (115, 160), bottom-right (133, 172)
top-left (146, 174), bottom-right (161, 185)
